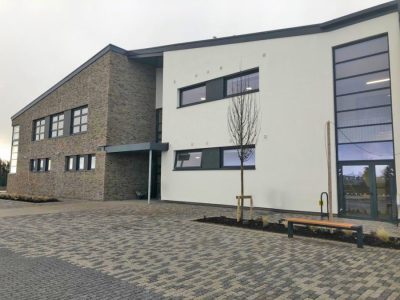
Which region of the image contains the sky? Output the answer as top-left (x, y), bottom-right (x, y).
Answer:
top-left (0, 0), bottom-right (390, 161)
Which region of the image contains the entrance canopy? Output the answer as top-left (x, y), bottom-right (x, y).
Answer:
top-left (104, 142), bottom-right (169, 204)
top-left (105, 142), bottom-right (169, 153)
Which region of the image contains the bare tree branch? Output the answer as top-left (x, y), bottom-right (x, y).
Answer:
top-left (227, 73), bottom-right (260, 222)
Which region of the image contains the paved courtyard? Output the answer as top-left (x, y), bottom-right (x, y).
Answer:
top-left (0, 200), bottom-right (399, 299)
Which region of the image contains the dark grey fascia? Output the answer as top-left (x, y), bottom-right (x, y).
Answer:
top-left (11, 44), bottom-right (127, 120)
top-left (105, 142), bottom-right (169, 153)
top-left (128, 1), bottom-right (397, 59)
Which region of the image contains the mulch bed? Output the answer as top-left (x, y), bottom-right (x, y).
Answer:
top-left (196, 216), bottom-right (400, 250)
top-left (0, 193), bottom-right (58, 203)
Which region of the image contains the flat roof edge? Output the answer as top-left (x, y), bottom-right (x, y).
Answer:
top-left (128, 1), bottom-right (398, 58)
top-left (11, 44), bottom-right (127, 120)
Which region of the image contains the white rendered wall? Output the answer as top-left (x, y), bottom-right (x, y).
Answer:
top-left (161, 13), bottom-right (400, 214)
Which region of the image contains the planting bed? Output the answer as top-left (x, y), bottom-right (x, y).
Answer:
top-left (0, 193), bottom-right (58, 203)
top-left (197, 216), bottom-right (400, 250)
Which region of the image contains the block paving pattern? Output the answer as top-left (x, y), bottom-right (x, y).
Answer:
top-left (0, 200), bottom-right (399, 299)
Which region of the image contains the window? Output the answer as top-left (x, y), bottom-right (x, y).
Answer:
top-left (30, 159), bottom-right (37, 172)
top-left (39, 159), bottom-right (45, 172)
top-left (50, 113), bottom-right (64, 138)
top-left (222, 147), bottom-right (255, 168)
top-left (30, 158), bottom-right (51, 172)
top-left (34, 118), bottom-right (45, 141)
top-left (10, 126), bottom-right (19, 174)
top-left (175, 151), bottom-right (203, 169)
top-left (175, 146), bottom-right (256, 170)
top-left (225, 70), bottom-right (259, 97)
top-left (66, 156), bottom-right (75, 171)
top-left (72, 106), bottom-right (88, 134)
top-left (78, 156), bottom-right (85, 170)
top-left (89, 155), bottom-right (96, 170)
top-left (180, 85), bottom-right (206, 106)
top-left (333, 35), bottom-right (393, 161)
top-left (178, 69), bottom-right (259, 107)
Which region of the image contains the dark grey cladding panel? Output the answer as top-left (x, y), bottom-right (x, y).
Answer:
top-left (201, 148), bottom-right (220, 169)
top-left (63, 110), bottom-right (72, 137)
top-left (206, 78), bottom-right (224, 101)
top-left (44, 116), bottom-right (51, 139)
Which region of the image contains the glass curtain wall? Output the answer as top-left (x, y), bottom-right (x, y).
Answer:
top-left (333, 34), bottom-right (396, 221)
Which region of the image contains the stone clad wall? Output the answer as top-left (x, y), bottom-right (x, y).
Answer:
top-left (7, 52), bottom-right (112, 200)
top-left (7, 49), bottom-right (158, 201)
top-left (103, 52), bottom-right (156, 200)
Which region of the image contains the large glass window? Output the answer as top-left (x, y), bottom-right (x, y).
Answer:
top-left (175, 151), bottom-right (202, 168)
top-left (222, 147), bottom-right (255, 167)
top-left (10, 125), bottom-right (19, 174)
top-left (180, 85), bottom-right (206, 106)
top-left (51, 113), bottom-right (64, 138)
top-left (72, 106), bottom-right (88, 134)
top-left (334, 35), bottom-right (393, 161)
top-left (225, 70), bottom-right (259, 97)
top-left (174, 146), bottom-right (257, 170)
top-left (34, 118), bottom-right (45, 141)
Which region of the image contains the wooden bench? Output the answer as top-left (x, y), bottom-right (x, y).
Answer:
top-left (286, 218), bottom-right (364, 248)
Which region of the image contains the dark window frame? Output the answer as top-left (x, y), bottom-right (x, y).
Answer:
top-left (71, 106), bottom-right (88, 135)
top-left (30, 158), bottom-right (51, 173)
top-left (174, 150), bottom-right (203, 170)
top-left (178, 68), bottom-right (259, 108)
top-left (179, 83), bottom-right (207, 107)
top-left (174, 145), bottom-right (256, 171)
top-left (50, 112), bottom-right (65, 138)
top-left (88, 154), bottom-right (96, 170)
top-left (33, 118), bottom-right (46, 141)
top-left (223, 69), bottom-right (260, 98)
top-left (220, 145), bottom-right (256, 169)
top-left (66, 156), bottom-right (76, 172)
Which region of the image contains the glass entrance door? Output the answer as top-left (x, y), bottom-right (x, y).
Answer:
top-left (339, 162), bottom-right (396, 221)
top-left (375, 164), bottom-right (395, 220)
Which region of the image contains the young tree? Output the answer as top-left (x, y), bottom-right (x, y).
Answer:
top-left (227, 76), bottom-right (260, 222)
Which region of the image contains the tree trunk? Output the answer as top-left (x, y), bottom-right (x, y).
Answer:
top-left (240, 158), bottom-right (244, 223)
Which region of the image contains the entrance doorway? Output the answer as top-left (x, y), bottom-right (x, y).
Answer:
top-left (338, 161), bottom-right (396, 221)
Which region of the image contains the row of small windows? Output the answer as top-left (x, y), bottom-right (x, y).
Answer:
top-left (180, 69), bottom-right (259, 107)
top-left (30, 158), bottom-right (51, 172)
top-left (33, 106), bottom-right (88, 141)
top-left (66, 154), bottom-right (96, 171)
top-left (175, 146), bottom-right (255, 170)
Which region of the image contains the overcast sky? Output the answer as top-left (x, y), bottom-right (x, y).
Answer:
top-left (0, 0), bottom-right (390, 160)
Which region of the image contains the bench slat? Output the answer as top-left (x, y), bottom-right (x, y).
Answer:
top-left (286, 218), bottom-right (359, 229)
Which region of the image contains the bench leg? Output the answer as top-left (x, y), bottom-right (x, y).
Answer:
top-left (288, 222), bottom-right (294, 238)
top-left (356, 228), bottom-right (364, 248)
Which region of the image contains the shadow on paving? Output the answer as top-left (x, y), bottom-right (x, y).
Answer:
top-left (0, 247), bottom-right (166, 300)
